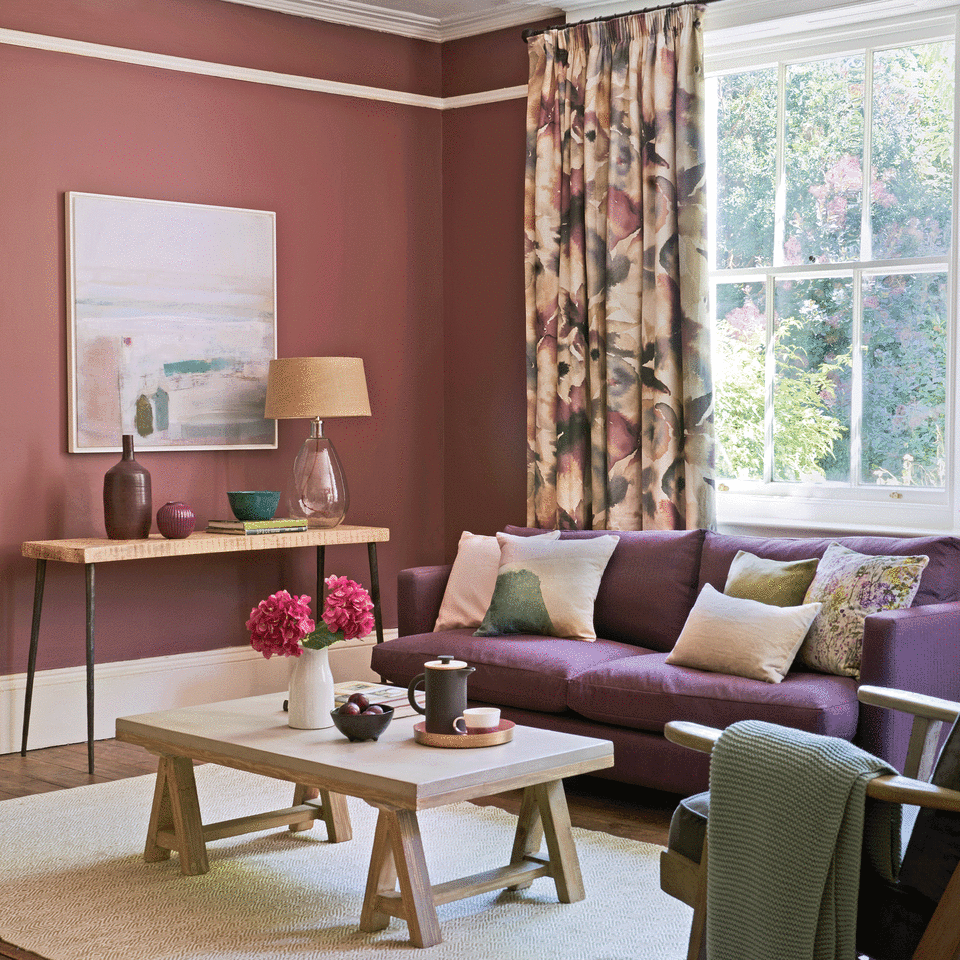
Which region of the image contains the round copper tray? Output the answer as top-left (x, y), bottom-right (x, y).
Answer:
top-left (413, 719), bottom-right (515, 748)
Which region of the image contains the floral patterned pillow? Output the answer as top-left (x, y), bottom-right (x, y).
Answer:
top-left (799, 543), bottom-right (929, 678)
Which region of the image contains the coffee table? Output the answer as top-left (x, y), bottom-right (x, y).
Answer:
top-left (116, 694), bottom-right (614, 948)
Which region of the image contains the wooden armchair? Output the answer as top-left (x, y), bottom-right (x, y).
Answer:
top-left (659, 686), bottom-right (960, 960)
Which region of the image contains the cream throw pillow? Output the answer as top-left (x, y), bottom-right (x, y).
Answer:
top-left (434, 531), bottom-right (559, 631)
top-left (474, 534), bottom-right (618, 641)
top-left (666, 584), bottom-right (822, 683)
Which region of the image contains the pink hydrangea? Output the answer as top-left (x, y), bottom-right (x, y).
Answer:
top-left (321, 574), bottom-right (375, 641)
top-left (246, 590), bottom-right (314, 659)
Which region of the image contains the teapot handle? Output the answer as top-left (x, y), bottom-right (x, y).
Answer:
top-left (407, 674), bottom-right (427, 714)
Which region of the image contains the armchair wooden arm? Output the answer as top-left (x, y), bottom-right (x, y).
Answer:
top-left (663, 719), bottom-right (960, 812)
top-left (858, 685), bottom-right (960, 781)
top-left (663, 720), bottom-right (720, 755)
top-left (857, 685), bottom-right (960, 723)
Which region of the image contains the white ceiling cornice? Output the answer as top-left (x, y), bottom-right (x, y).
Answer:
top-left (216, 0), bottom-right (562, 42)
top-left (216, 0), bottom-right (960, 42)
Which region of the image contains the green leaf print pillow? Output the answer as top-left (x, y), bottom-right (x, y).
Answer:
top-left (474, 534), bottom-right (618, 641)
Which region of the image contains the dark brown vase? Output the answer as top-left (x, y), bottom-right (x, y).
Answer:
top-left (103, 435), bottom-right (152, 539)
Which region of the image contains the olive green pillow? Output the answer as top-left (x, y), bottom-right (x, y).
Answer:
top-left (723, 550), bottom-right (820, 608)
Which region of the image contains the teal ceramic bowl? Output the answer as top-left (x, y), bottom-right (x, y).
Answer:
top-left (227, 490), bottom-right (281, 522)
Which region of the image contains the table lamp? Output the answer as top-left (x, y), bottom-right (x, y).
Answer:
top-left (264, 357), bottom-right (371, 528)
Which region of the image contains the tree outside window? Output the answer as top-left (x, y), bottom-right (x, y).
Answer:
top-left (710, 41), bottom-right (954, 493)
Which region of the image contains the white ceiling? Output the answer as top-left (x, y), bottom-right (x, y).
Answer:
top-left (217, 0), bottom-right (564, 42)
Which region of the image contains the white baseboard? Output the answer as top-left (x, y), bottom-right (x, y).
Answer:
top-left (0, 630), bottom-right (396, 755)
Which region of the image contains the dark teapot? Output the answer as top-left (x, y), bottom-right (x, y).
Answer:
top-left (408, 655), bottom-right (476, 735)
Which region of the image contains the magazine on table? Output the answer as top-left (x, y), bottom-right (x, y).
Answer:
top-left (334, 680), bottom-right (423, 709)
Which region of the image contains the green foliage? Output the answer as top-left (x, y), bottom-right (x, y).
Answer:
top-left (715, 307), bottom-right (849, 481)
top-left (712, 41), bottom-right (954, 489)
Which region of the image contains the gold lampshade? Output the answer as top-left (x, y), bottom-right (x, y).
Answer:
top-left (264, 357), bottom-right (371, 420)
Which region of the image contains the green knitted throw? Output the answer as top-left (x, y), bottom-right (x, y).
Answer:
top-left (706, 721), bottom-right (900, 960)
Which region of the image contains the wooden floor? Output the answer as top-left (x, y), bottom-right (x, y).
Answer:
top-left (0, 739), bottom-right (678, 960)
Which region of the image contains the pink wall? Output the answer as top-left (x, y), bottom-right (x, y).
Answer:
top-left (439, 23), bottom-right (558, 558)
top-left (0, 0), bottom-right (444, 673)
top-left (0, 0), bottom-right (556, 677)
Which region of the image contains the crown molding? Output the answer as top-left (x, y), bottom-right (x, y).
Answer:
top-left (0, 27), bottom-right (529, 109)
top-left (216, 0), bottom-right (562, 42)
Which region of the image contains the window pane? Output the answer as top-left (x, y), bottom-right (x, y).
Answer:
top-left (862, 273), bottom-right (947, 487)
top-left (872, 43), bottom-right (954, 260)
top-left (773, 278), bottom-right (852, 482)
top-left (715, 282), bottom-right (766, 480)
top-left (714, 70), bottom-right (778, 269)
top-left (784, 58), bottom-right (865, 264)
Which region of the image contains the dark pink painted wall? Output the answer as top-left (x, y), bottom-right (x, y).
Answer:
top-left (0, 0), bottom-right (553, 677)
top-left (0, 2), bottom-right (444, 673)
top-left (438, 25), bottom-right (560, 558)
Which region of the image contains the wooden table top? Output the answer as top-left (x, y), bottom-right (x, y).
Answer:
top-left (116, 693), bottom-right (615, 810)
top-left (22, 525), bottom-right (390, 564)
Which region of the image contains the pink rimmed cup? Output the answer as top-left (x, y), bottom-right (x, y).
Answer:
top-left (452, 707), bottom-right (501, 735)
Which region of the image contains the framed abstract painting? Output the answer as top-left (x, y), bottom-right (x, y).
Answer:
top-left (66, 192), bottom-right (277, 452)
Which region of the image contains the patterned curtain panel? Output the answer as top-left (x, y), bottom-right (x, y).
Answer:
top-left (524, 5), bottom-right (715, 531)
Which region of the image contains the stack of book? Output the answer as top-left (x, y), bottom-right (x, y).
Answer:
top-left (206, 517), bottom-right (309, 535)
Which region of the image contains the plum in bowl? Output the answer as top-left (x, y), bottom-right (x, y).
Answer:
top-left (330, 700), bottom-right (393, 742)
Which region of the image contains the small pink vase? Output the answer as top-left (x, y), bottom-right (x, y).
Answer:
top-left (156, 501), bottom-right (196, 539)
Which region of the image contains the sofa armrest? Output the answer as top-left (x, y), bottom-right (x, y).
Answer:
top-left (397, 565), bottom-right (452, 637)
top-left (857, 602), bottom-right (960, 768)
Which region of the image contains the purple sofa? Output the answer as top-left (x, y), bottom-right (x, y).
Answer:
top-left (370, 526), bottom-right (960, 796)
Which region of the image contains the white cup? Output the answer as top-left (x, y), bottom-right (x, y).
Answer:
top-left (453, 707), bottom-right (501, 735)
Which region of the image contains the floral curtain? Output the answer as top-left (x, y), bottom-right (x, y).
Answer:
top-left (524, 5), bottom-right (715, 531)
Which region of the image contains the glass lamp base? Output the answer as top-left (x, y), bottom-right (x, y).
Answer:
top-left (288, 428), bottom-right (349, 528)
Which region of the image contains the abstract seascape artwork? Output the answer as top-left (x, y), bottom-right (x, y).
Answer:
top-left (67, 193), bottom-right (277, 452)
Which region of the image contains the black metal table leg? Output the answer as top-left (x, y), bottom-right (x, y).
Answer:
top-left (20, 558), bottom-right (47, 757)
top-left (367, 543), bottom-right (384, 645)
top-left (316, 545), bottom-right (325, 609)
top-left (85, 563), bottom-right (96, 774)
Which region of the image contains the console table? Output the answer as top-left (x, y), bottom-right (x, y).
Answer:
top-left (20, 524), bottom-right (390, 774)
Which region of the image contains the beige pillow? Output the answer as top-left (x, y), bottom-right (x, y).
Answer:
top-left (434, 530), bottom-right (559, 631)
top-left (724, 550), bottom-right (819, 607)
top-left (474, 534), bottom-right (618, 641)
top-left (666, 584), bottom-right (822, 683)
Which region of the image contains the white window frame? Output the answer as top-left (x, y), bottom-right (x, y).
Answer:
top-left (705, 5), bottom-right (960, 535)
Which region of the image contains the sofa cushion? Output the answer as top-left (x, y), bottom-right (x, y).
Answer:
top-left (699, 530), bottom-right (960, 607)
top-left (503, 526), bottom-right (706, 652)
top-left (475, 534), bottom-right (618, 640)
top-left (369, 629), bottom-right (647, 713)
top-left (724, 550), bottom-right (820, 607)
top-left (434, 531), bottom-right (559, 631)
top-left (666, 584), bottom-right (821, 683)
top-left (799, 543), bottom-right (929, 678)
top-left (567, 652), bottom-right (859, 738)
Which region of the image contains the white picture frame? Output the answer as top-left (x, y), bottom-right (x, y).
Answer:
top-left (66, 192), bottom-right (278, 452)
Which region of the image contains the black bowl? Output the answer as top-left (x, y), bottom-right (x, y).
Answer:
top-left (330, 704), bottom-right (394, 742)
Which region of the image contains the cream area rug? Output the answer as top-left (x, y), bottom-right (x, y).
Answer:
top-left (0, 765), bottom-right (690, 960)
